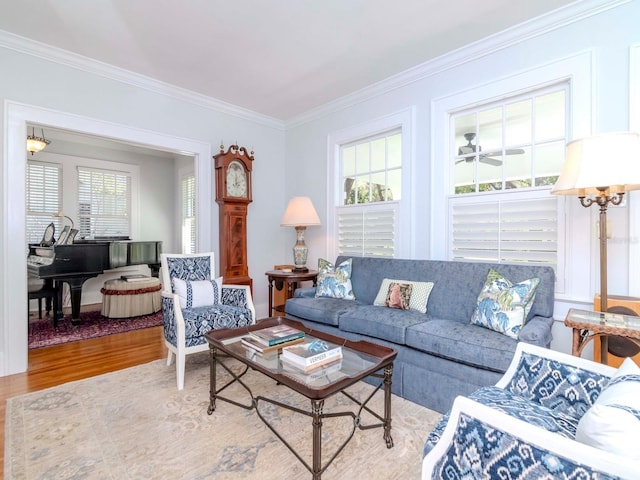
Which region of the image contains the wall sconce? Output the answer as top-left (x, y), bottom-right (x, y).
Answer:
top-left (280, 196), bottom-right (321, 272)
top-left (26, 127), bottom-right (51, 155)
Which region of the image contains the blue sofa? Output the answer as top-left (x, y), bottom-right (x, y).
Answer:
top-left (284, 256), bottom-right (555, 413)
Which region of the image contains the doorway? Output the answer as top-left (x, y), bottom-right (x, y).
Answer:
top-left (2, 102), bottom-right (212, 377)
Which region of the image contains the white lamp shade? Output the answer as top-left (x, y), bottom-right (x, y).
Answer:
top-left (280, 196), bottom-right (321, 227)
top-left (551, 132), bottom-right (640, 196)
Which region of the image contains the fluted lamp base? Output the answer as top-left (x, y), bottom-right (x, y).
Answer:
top-left (292, 226), bottom-right (309, 272)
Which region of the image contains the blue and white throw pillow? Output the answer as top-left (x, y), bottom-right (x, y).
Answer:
top-left (470, 268), bottom-right (540, 339)
top-left (575, 357), bottom-right (640, 460)
top-left (314, 258), bottom-right (355, 300)
top-left (173, 277), bottom-right (222, 309)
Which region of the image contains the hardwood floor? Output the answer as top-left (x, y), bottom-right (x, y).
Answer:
top-left (0, 323), bottom-right (167, 479)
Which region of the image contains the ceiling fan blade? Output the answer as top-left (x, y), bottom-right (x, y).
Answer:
top-left (479, 157), bottom-right (502, 166)
top-left (505, 148), bottom-right (525, 155)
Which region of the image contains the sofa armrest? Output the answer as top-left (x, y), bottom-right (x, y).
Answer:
top-left (221, 284), bottom-right (256, 323)
top-left (422, 396), bottom-right (640, 480)
top-left (495, 342), bottom-right (615, 418)
top-left (293, 286), bottom-right (316, 298)
top-left (518, 315), bottom-right (553, 346)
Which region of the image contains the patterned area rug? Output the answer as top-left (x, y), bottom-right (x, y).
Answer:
top-left (28, 310), bottom-right (163, 349)
top-left (5, 353), bottom-right (442, 479)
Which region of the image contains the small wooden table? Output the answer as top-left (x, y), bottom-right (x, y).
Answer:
top-left (564, 308), bottom-right (640, 364)
top-left (266, 270), bottom-right (318, 316)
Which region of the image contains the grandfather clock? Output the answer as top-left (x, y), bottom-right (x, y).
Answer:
top-left (214, 144), bottom-right (253, 289)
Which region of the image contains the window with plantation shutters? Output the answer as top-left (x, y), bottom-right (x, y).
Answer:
top-left (26, 161), bottom-right (62, 243)
top-left (448, 83), bottom-right (567, 276)
top-left (337, 129), bottom-right (402, 257)
top-left (181, 174), bottom-right (196, 254)
top-left (77, 166), bottom-right (131, 238)
top-left (337, 203), bottom-right (397, 257)
top-left (449, 192), bottom-right (558, 266)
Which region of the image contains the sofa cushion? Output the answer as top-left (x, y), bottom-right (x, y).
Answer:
top-left (405, 318), bottom-right (517, 372)
top-left (284, 297), bottom-right (359, 326)
top-left (575, 357), bottom-right (640, 460)
top-left (470, 268), bottom-right (540, 339)
top-left (338, 305), bottom-right (427, 344)
top-left (315, 258), bottom-right (355, 300)
top-left (373, 278), bottom-right (434, 313)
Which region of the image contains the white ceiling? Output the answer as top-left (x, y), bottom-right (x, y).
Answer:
top-left (1, 0), bottom-right (578, 121)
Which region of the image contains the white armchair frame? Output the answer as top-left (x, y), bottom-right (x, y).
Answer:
top-left (160, 252), bottom-right (255, 389)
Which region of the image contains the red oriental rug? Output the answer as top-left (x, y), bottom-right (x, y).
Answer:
top-left (28, 310), bottom-right (163, 349)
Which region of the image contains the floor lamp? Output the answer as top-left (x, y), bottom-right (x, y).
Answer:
top-left (551, 132), bottom-right (640, 363)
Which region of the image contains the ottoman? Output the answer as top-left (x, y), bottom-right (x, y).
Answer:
top-left (101, 277), bottom-right (162, 318)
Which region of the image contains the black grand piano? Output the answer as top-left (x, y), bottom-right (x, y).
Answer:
top-left (28, 240), bottom-right (162, 325)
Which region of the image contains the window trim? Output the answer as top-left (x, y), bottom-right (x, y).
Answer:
top-left (327, 107), bottom-right (415, 260)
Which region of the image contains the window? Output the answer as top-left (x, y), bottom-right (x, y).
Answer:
top-left (181, 174), bottom-right (196, 254)
top-left (337, 130), bottom-right (402, 257)
top-left (77, 166), bottom-right (131, 238)
top-left (448, 84), bottom-right (567, 269)
top-left (26, 161), bottom-right (61, 243)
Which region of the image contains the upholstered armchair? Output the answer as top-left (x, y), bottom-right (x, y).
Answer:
top-left (160, 252), bottom-right (255, 389)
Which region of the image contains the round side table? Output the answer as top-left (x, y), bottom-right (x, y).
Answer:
top-left (265, 270), bottom-right (318, 316)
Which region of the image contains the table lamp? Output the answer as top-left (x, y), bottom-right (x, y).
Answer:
top-left (551, 131), bottom-right (640, 362)
top-left (280, 196), bottom-right (321, 272)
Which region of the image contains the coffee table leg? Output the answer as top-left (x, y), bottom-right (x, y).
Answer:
top-left (311, 399), bottom-right (324, 480)
top-left (207, 346), bottom-right (217, 414)
top-left (383, 364), bottom-right (394, 448)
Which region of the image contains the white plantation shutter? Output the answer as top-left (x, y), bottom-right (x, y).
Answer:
top-left (338, 203), bottom-right (397, 257)
top-left (450, 192), bottom-right (558, 267)
top-left (26, 161), bottom-right (62, 243)
top-left (77, 166), bottom-right (131, 238)
top-left (181, 174), bottom-right (196, 254)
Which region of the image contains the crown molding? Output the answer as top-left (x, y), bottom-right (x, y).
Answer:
top-left (286, 0), bottom-right (630, 129)
top-left (0, 30), bottom-right (286, 131)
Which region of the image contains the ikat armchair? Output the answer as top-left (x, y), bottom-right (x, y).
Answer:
top-left (160, 252), bottom-right (255, 389)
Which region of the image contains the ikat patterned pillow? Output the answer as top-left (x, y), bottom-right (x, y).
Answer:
top-left (173, 276), bottom-right (222, 309)
top-left (470, 268), bottom-right (540, 339)
top-left (314, 258), bottom-right (355, 300)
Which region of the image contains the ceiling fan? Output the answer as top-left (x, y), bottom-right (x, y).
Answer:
top-left (456, 132), bottom-right (524, 166)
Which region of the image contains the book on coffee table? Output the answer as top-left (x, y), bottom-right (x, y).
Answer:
top-left (250, 324), bottom-right (305, 346)
top-left (281, 358), bottom-right (345, 382)
top-left (241, 335), bottom-right (305, 354)
top-left (281, 340), bottom-right (343, 370)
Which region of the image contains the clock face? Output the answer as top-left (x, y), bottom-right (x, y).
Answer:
top-left (226, 160), bottom-right (248, 197)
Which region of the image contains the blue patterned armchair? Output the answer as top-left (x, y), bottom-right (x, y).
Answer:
top-left (160, 252), bottom-right (255, 389)
top-left (422, 342), bottom-right (640, 479)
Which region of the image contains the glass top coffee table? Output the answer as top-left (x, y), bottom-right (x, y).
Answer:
top-left (205, 316), bottom-right (397, 480)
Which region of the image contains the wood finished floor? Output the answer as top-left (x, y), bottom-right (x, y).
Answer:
top-left (0, 314), bottom-right (167, 479)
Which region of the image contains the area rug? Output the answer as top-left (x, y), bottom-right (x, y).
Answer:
top-left (28, 310), bottom-right (163, 349)
top-left (5, 353), bottom-right (442, 479)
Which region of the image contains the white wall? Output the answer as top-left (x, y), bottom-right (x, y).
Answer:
top-left (284, 1), bottom-right (640, 356)
top-left (0, 45), bottom-right (288, 375)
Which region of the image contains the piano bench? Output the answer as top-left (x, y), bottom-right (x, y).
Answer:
top-left (100, 277), bottom-right (162, 319)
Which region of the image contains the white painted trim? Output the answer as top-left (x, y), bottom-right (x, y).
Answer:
top-left (0, 30), bottom-right (285, 131)
top-left (287, 0), bottom-right (627, 128)
top-left (1, 101), bottom-right (211, 376)
top-left (628, 44), bottom-right (640, 296)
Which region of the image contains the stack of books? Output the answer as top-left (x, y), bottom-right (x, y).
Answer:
top-left (241, 324), bottom-right (305, 354)
top-left (281, 340), bottom-right (343, 372)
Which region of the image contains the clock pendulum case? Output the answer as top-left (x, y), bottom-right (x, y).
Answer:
top-left (214, 144), bottom-right (253, 290)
